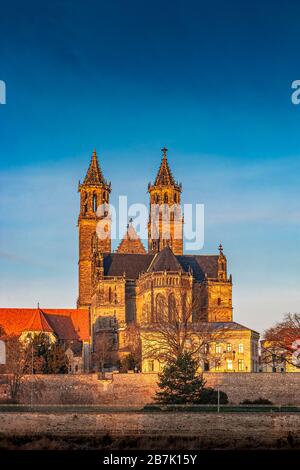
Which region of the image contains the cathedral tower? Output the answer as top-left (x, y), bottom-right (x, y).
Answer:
top-left (205, 243), bottom-right (233, 322)
top-left (77, 150), bottom-right (111, 308)
top-left (148, 148), bottom-right (183, 255)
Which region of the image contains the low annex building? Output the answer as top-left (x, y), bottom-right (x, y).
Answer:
top-left (0, 308), bottom-right (90, 373)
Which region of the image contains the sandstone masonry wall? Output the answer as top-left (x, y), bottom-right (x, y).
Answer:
top-left (0, 411), bottom-right (300, 449)
top-left (1, 372), bottom-right (300, 405)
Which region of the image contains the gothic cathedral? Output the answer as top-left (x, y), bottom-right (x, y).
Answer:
top-left (77, 149), bottom-right (259, 373)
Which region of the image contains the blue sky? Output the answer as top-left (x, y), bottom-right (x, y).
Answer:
top-left (0, 0), bottom-right (300, 334)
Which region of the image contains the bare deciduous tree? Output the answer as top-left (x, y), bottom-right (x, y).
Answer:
top-left (263, 313), bottom-right (300, 368)
top-left (0, 328), bottom-right (67, 402)
top-left (2, 333), bottom-right (42, 402)
top-left (92, 330), bottom-right (116, 376)
top-left (123, 323), bottom-right (142, 369)
top-left (140, 290), bottom-right (225, 368)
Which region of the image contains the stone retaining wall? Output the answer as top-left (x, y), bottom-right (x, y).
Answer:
top-left (0, 411), bottom-right (300, 449)
top-left (0, 372), bottom-right (300, 405)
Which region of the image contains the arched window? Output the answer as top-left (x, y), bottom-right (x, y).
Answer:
top-left (156, 294), bottom-right (165, 322)
top-left (142, 303), bottom-right (148, 323)
top-left (182, 293), bottom-right (187, 321)
top-left (164, 193), bottom-right (168, 203)
top-left (217, 297), bottom-right (221, 305)
top-left (0, 340), bottom-right (6, 365)
top-left (82, 192), bottom-right (88, 215)
top-left (168, 293), bottom-right (176, 322)
top-left (174, 193), bottom-right (177, 203)
top-left (93, 193), bottom-right (97, 212)
top-left (147, 294), bottom-right (153, 322)
top-left (91, 232), bottom-right (97, 252)
top-left (108, 287), bottom-right (112, 303)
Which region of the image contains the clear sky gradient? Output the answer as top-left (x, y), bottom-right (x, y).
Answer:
top-left (0, 0), bottom-right (300, 334)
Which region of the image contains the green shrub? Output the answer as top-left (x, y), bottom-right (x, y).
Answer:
top-left (198, 387), bottom-right (228, 404)
top-left (142, 404), bottom-right (162, 412)
top-left (240, 397), bottom-right (273, 405)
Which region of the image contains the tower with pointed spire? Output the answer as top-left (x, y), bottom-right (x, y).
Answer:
top-left (148, 148), bottom-right (183, 255)
top-left (77, 149), bottom-right (112, 308)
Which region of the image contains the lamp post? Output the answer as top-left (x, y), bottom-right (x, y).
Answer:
top-left (30, 341), bottom-right (33, 407)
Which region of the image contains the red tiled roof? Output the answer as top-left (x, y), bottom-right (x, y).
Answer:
top-left (24, 309), bottom-right (54, 333)
top-left (0, 308), bottom-right (90, 341)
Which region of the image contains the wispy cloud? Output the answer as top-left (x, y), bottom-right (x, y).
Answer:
top-left (0, 250), bottom-right (53, 269)
top-left (179, 153), bottom-right (300, 225)
top-left (207, 207), bottom-right (300, 225)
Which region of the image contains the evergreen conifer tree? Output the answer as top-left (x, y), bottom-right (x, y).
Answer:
top-left (155, 352), bottom-right (206, 404)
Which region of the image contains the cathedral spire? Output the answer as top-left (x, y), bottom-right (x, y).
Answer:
top-left (148, 148), bottom-right (183, 255)
top-left (83, 149), bottom-right (108, 186)
top-left (154, 147), bottom-right (177, 187)
top-left (218, 242), bottom-right (227, 281)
